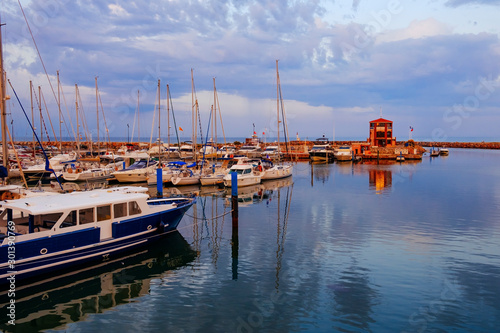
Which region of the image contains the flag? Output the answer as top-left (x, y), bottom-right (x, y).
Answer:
top-left (410, 126), bottom-right (413, 132)
top-left (254, 131), bottom-right (256, 135)
top-left (179, 126), bottom-right (183, 131)
top-left (262, 132), bottom-right (265, 135)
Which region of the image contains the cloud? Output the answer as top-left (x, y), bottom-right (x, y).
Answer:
top-left (352, 0), bottom-right (361, 12)
top-left (3, 1), bottom-right (500, 139)
top-left (445, 0), bottom-right (500, 7)
top-left (376, 18), bottom-right (452, 44)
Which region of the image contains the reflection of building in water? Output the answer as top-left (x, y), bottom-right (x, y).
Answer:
top-left (369, 170), bottom-right (392, 192)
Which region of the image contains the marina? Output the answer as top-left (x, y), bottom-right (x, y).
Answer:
top-left (1, 2), bottom-right (500, 331)
top-left (1, 148), bottom-right (499, 332)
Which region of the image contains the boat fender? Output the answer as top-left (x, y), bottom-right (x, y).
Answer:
top-left (157, 221), bottom-right (165, 233)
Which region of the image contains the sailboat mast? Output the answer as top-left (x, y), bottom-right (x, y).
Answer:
top-left (166, 84), bottom-right (171, 159)
top-left (191, 68), bottom-right (195, 159)
top-left (30, 81), bottom-right (35, 158)
top-left (0, 21), bottom-right (8, 167)
top-left (213, 77), bottom-right (217, 152)
top-left (75, 84), bottom-right (80, 156)
top-left (137, 90), bottom-right (140, 143)
top-left (38, 86), bottom-right (43, 142)
top-left (276, 60), bottom-right (280, 153)
top-left (95, 76), bottom-right (99, 156)
top-left (57, 71), bottom-right (62, 153)
top-left (157, 79), bottom-right (161, 165)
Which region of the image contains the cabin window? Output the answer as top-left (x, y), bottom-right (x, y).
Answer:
top-left (97, 205), bottom-right (111, 222)
top-left (60, 211), bottom-right (77, 228)
top-left (34, 212), bottom-right (64, 231)
top-left (114, 203), bottom-right (127, 218)
top-left (79, 208), bottom-right (95, 224)
top-left (129, 201), bottom-right (142, 216)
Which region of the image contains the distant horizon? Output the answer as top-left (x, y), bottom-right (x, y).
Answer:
top-left (7, 136), bottom-right (500, 144)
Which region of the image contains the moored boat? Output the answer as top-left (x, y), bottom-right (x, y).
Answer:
top-left (309, 144), bottom-right (334, 162)
top-left (439, 148), bottom-right (449, 156)
top-left (223, 163), bottom-right (261, 187)
top-left (334, 146), bottom-right (353, 161)
top-left (430, 148), bottom-right (440, 157)
top-left (111, 159), bottom-right (158, 183)
top-left (0, 186), bottom-right (195, 282)
top-left (260, 159), bottom-right (292, 180)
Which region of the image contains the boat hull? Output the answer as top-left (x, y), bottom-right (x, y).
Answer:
top-left (261, 165), bottom-right (293, 180)
top-left (223, 175), bottom-right (261, 187)
top-left (309, 152), bottom-right (334, 162)
top-left (0, 199), bottom-right (194, 283)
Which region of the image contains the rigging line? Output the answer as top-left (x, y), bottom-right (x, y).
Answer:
top-left (183, 208), bottom-right (234, 221)
top-left (98, 92), bottom-right (111, 148)
top-left (215, 87), bottom-right (227, 145)
top-left (59, 76), bottom-right (76, 140)
top-left (279, 86), bottom-right (289, 154)
top-left (6, 124), bottom-right (28, 189)
top-left (34, 86), bottom-right (51, 142)
top-left (76, 86), bottom-right (90, 143)
top-left (168, 85), bottom-right (182, 148)
top-left (41, 88), bottom-right (58, 142)
top-left (8, 79), bottom-right (64, 191)
top-left (200, 106), bottom-right (213, 174)
top-left (17, 1), bottom-right (62, 129)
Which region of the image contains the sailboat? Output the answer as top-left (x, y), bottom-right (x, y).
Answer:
top-left (62, 78), bottom-right (123, 182)
top-left (171, 70), bottom-right (201, 185)
top-left (261, 60), bottom-right (292, 181)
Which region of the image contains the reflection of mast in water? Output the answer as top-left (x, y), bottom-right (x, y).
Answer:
top-left (192, 200), bottom-right (201, 258)
top-left (0, 232), bottom-right (196, 333)
top-left (275, 183), bottom-right (293, 291)
top-left (196, 193), bottom-right (228, 267)
top-left (310, 162), bottom-right (332, 186)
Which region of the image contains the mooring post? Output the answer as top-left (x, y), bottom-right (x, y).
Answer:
top-left (231, 171), bottom-right (239, 280)
top-left (156, 168), bottom-right (163, 197)
top-left (231, 171), bottom-right (238, 228)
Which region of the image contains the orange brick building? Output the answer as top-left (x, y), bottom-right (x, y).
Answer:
top-left (369, 118), bottom-right (396, 147)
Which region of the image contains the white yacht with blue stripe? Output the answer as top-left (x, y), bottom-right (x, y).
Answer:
top-left (0, 187), bottom-right (195, 282)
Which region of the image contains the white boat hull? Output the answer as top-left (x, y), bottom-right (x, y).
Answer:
top-left (261, 165), bottom-right (293, 180)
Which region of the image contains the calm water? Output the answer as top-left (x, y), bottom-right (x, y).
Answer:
top-left (2, 148), bottom-right (500, 332)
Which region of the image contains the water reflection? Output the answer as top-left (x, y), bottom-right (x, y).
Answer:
top-left (310, 162), bottom-right (333, 185)
top-left (331, 264), bottom-right (379, 331)
top-left (0, 232), bottom-right (196, 333)
top-left (369, 170), bottom-right (392, 193)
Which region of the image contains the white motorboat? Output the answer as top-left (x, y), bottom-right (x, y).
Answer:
top-left (223, 163), bottom-right (261, 187)
top-left (334, 146), bottom-right (353, 161)
top-left (111, 159), bottom-right (158, 183)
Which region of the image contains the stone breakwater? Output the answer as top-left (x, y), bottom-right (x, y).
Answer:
top-left (415, 142), bottom-right (500, 149)
top-left (13, 140), bottom-right (500, 151)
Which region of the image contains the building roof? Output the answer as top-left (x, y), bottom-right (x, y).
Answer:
top-left (370, 118), bottom-right (392, 123)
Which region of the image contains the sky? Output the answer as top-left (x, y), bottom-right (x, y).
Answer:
top-left (1, 0), bottom-right (500, 143)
